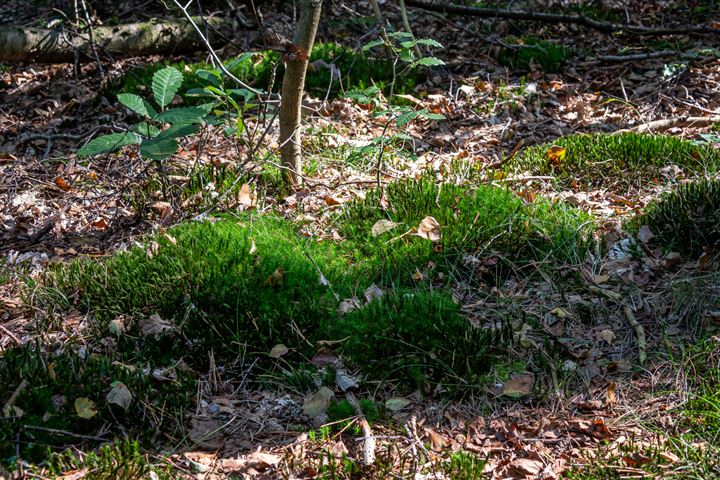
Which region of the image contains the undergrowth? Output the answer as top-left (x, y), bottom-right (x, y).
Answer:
top-left (636, 178), bottom-right (720, 256)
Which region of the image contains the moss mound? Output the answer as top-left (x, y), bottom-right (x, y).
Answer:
top-left (52, 217), bottom-right (354, 359)
top-left (339, 176), bottom-right (594, 273)
top-left (636, 178), bottom-right (720, 255)
top-left (508, 133), bottom-right (720, 187)
top-left (333, 291), bottom-right (498, 390)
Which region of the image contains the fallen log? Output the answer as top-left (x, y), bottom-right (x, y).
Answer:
top-left (0, 17), bottom-right (236, 64)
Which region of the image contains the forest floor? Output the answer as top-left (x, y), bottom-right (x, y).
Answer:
top-left (2, 0), bottom-right (720, 479)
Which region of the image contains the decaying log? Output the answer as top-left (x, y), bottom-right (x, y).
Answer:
top-left (0, 17), bottom-right (236, 64)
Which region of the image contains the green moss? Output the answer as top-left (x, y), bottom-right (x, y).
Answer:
top-left (635, 178), bottom-right (720, 255)
top-left (50, 217), bottom-right (357, 360)
top-left (498, 37), bottom-right (571, 72)
top-left (327, 398), bottom-right (379, 424)
top-left (332, 291), bottom-right (498, 390)
top-left (339, 175), bottom-right (594, 277)
top-left (508, 133), bottom-right (720, 188)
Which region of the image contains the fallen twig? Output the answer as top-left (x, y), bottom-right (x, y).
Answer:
top-left (615, 116), bottom-right (720, 133)
top-left (404, 0), bottom-right (720, 35)
top-left (624, 306), bottom-right (647, 366)
top-left (3, 379), bottom-right (28, 418)
top-left (346, 391), bottom-right (376, 465)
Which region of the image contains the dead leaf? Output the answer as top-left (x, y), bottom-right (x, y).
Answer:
top-left (546, 145), bottom-right (566, 167)
top-left (303, 387), bottom-right (334, 417)
top-left (238, 183), bottom-right (256, 209)
top-left (74, 397), bottom-right (97, 419)
top-left (371, 219), bottom-right (399, 237)
top-left (338, 296), bottom-right (360, 316)
top-left (507, 457), bottom-right (544, 476)
top-left (108, 316), bottom-right (127, 336)
top-left (425, 427), bottom-right (449, 451)
top-left (106, 381), bottom-right (132, 411)
top-left (502, 374), bottom-right (534, 398)
top-left (385, 397), bottom-right (411, 412)
top-left (269, 344), bottom-right (289, 358)
top-left (57, 469), bottom-right (89, 480)
top-left (263, 267), bottom-right (284, 287)
top-left (597, 329), bottom-right (616, 345)
top-left (139, 313), bottom-right (177, 339)
top-left (415, 216), bottom-right (441, 242)
top-left (605, 382), bottom-right (616, 406)
top-left (54, 176), bottom-right (72, 191)
top-left (637, 225), bottom-right (654, 244)
top-left (363, 283), bottom-right (383, 303)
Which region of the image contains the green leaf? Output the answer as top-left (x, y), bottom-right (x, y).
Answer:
top-left (131, 123), bottom-right (160, 137)
top-left (184, 88), bottom-right (215, 98)
top-left (224, 52), bottom-right (254, 71)
top-left (362, 39), bottom-right (386, 51)
top-left (77, 132), bottom-right (142, 158)
top-left (155, 107), bottom-right (208, 124)
top-left (152, 66), bottom-right (183, 108)
top-left (396, 109), bottom-right (423, 127)
top-left (139, 137), bottom-right (178, 160)
top-left (195, 69), bottom-right (221, 86)
top-left (415, 38), bottom-right (443, 48)
top-left (117, 93), bottom-right (157, 118)
top-left (421, 112), bottom-right (446, 121)
top-left (399, 50), bottom-right (414, 63)
top-left (414, 57), bottom-right (445, 67)
top-left (156, 124), bottom-right (199, 141)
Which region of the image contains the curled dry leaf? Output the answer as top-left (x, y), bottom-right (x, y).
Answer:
top-left (363, 283), bottom-right (383, 303)
top-left (269, 344), bottom-right (289, 358)
top-left (140, 313), bottom-right (177, 339)
top-left (637, 225), bottom-right (654, 244)
top-left (597, 329), bottom-right (616, 345)
top-left (501, 373), bottom-right (535, 398)
top-left (238, 183), bottom-right (256, 209)
top-left (338, 296), bottom-right (361, 316)
top-left (371, 219), bottom-right (399, 237)
top-left (415, 216), bottom-right (441, 242)
top-left (74, 397), bottom-right (97, 419)
top-left (303, 386), bottom-right (334, 417)
top-left (106, 381), bottom-right (132, 411)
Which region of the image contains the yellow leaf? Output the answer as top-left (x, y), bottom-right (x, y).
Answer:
top-left (547, 145), bottom-right (566, 167)
top-left (74, 397), bottom-right (97, 419)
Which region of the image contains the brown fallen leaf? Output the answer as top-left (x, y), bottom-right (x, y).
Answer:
top-left (425, 427), bottom-right (449, 451)
top-left (502, 374), bottom-right (534, 398)
top-left (371, 219), bottom-right (399, 237)
top-left (415, 216), bottom-right (441, 242)
top-left (507, 457), bottom-right (544, 477)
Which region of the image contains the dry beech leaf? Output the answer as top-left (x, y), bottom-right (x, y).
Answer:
top-left (106, 381), bottom-right (132, 411)
top-left (264, 267), bottom-right (284, 287)
top-left (605, 382), bottom-right (616, 406)
top-left (546, 145), bottom-right (566, 167)
top-left (508, 457), bottom-right (544, 476)
top-left (74, 397), bottom-right (97, 419)
top-left (597, 329), bottom-right (616, 345)
top-left (338, 296), bottom-right (360, 316)
top-left (371, 219), bottom-right (399, 237)
top-left (415, 216), bottom-right (441, 242)
top-left (238, 183), bottom-right (256, 208)
top-left (637, 225), bottom-right (654, 243)
top-left (269, 344), bottom-right (289, 358)
top-left (303, 386), bottom-right (334, 417)
top-left (54, 176), bottom-right (72, 191)
top-left (363, 283), bottom-right (384, 303)
top-left (140, 313), bottom-right (177, 339)
top-left (502, 373), bottom-right (534, 398)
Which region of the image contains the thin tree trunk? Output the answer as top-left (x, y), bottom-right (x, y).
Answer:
top-left (278, 0), bottom-right (323, 187)
top-left (0, 17), bottom-right (235, 64)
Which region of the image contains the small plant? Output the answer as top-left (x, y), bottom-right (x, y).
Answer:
top-left (78, 66), bottom-right (210, 160)
top-left (45, 440), bottom-right (163, 480)
top-left (636, 178), bottom-right (720, 255)
top-left (498, 36), bottom-right (570, 72)
top-left (443, 451), bottom-right (486, 480)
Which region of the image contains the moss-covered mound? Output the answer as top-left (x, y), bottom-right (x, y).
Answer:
top-left (333, 291), bottom-right (499, 390)
top-left (52, 217), bottom-right (354, 359)
top-left (507, 133), bottom-right (720, 187)
top-left (339, 176), bottom-right (594, 272)
top-left (635, 178), bottom-right (720, 255)
top-left (497, 37), bottom-right (571, 72)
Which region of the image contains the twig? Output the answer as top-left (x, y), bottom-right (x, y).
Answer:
top-left (399, 0), bottom-right (422, 58)
top-left (3, 380), bottom-right (28, 418)
top-left (596, 50), bottom-right (678, 63)
top-left (614, 115), bottom-right (720, 133)
top-left (404, 0), bottom-right (720, 35)
top-left (22, 424), bottom-right (108, 442)
top-left (346, 391), bottom-right (376, 465)
top-left (0, 325), bottom-right (22, 346)
top-left (624, 306), bottom-right (647, 366)
top-left (170, 0), bottom-right (267, 98)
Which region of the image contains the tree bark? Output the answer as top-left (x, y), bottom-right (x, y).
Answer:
top-left (0, 17), bottom-right (235, 64)
top-left (279, 0), bottom-right (323, 187)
